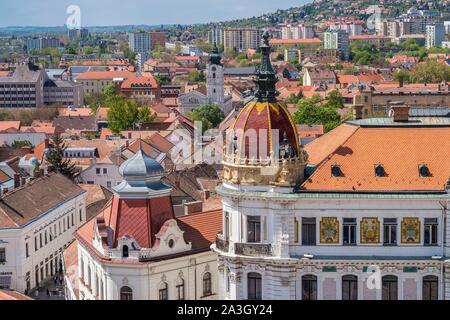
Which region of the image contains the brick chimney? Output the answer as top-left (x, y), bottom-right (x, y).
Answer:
top-left (390, 101), bottom-right (410, 122)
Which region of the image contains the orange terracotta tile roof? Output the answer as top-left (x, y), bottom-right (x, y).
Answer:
top-left (0, 290), bottom-right (33, 300)
top-left (76, 71), bottom-right (134, 80)
top-left (0, 121), bottom-right (21, 132)
top-left (100, 128), bottom-right (113, 139)
top-left (121, 75), bottom-right (158, 89)
top-left (176, 209), bottom-right (222, 251)
top-left (175, 56), bottom-right (200, 61)
top-left (148, 132), bottom-right (175, 153)
top-left (304, 123), bottom-right (358, 166)
top-left (58, 107), bottom-right (93, 117)
top-left (337, 74), bottom-right (359, 84)
top-left (302, 126), bottom-right (450, 191)
top-left (96, 107), bottom-right (109, 121)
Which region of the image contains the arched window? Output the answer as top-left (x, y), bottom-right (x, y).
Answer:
top-left (423, 275), bottom-right (438, 300)
top-left (203, 272), bottom-right (212, 296)
top-left (176, 278), bottom-right (185, 300)
top-left (159, 282), bottom-right (168, 300)
top-left (342, 275), bottom-right (358, 300)
top-left (122, 245), bottom-right (129, 258)
top-left (382, 275), bottom-right (398, 300)
top-left (302, 275), bottom-right (317, 300)
top-left (120, 286), bottom-right (133, 300)
top-left (247, 273), bottom-right (262, 300)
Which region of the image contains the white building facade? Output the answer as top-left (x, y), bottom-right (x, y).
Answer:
top-left (0, 173), bottom-right (86, 293)
top-left (65, 147), bottom-right (222, 300)
top-left (212, 34), bottom-right (450, 301)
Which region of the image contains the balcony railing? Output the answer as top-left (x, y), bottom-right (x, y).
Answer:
top-left (234, 243), bottom-right (272, 257)
top-left (215, 234), bottom-right (229, 252)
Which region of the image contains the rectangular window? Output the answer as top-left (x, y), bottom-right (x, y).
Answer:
top-left (224, 212), bottom-right (230, 241)
top-left (247, 216), bottom-right (261, 243)
top-left (39, 233), bottom-right (43, 248)
top-left (424, 218), bottom-right (438, 246)
top-left (343, 218), bottom-right (357, 245)
top-left (0, 248), bottom-right (5, 263)
top-left (103, 168), bottom-right (107, 174)
top-left (96, 168), bottom-right (101, 175)
top-left (34, 236), bottom-right (38, 252)
top-left (294, 218), bottom-right (299, 243)
top-left (80, 209), bottom-right (83, 222)
top-left (383, 218), bottom-right (397, 245)
top-left (26, 243), bottom-right (29, 258)
top-left (302, 218), bottom-right (316, 246)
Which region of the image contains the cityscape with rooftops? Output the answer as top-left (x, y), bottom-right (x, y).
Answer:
top-left (0, 0), bottom-right (449, 305)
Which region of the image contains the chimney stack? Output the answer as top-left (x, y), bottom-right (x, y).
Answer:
top-left (14, 173), bottom-right (20, 189)
top-left (390, 101), bottom-right (410, 122)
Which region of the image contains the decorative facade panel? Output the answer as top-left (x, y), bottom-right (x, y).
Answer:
top-left (401, 218), bottom-right (421, 244)
top-left (320, 217), bottom-right (339, 244)
top-left (360, 217), bottom-right (380, 244)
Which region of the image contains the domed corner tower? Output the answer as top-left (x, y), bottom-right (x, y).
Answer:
top-left (222, 32), bottom-right (309, 189)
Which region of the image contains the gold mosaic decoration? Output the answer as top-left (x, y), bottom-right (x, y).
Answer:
top-left (360, 218), bottom-right (380, 243)
top-left (401, 218), bottom-right (421, 244)
top-left (320, 217), bottom-right (339, 244)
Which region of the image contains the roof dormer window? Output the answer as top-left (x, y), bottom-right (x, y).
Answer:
top-left (419, 164), bottom-right (430, 177)
top-left (375, 164), bottom-right (385, 177)
top-left (331, 164), bottom-right (342, 177)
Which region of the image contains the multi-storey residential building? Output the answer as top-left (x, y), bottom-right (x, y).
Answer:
top-left (26, 37), bottom-right (60, 52)
top-left (0, 173), bottom-right (86, 293)
top-left (281, 25), bottom-right (315, 39)
top-left (426, 23), bottom-right (446, 49)
top-left (349, 35), bottom-right (391, 49)
top-left (212, 34), bottom-right (450, 301)
top-left (208, 27), bottom-right (224, 46)
top-left (128, 31), bottom-right (151, 53)
top-left (74, 70), bottom-right (135, 96)
top-left (0, 62), bottom-right (83, 108)
top-left (63, 147), bottom-right (222, 300)
top-left (324, 30), bottom-right (349, 61)
top-left (329, 22), bottom-right (363, 36)
top-left (68, 28), bottom-right (89, 41)
top-left (150, 31), bottom-right (166, 50)
top-left (353, 82), bottom-right (450, 119)
top-left (223, 28), bottom-right (261, 52)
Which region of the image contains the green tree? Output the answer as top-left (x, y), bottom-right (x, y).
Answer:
top-left (294, 94), bottom-right (342, 133)
top-left (410, 60), bottom-right (450, 83)
top-left (46, 135), bottom-right (77, 179)
top-left (326, 90), bottom-right (344, 109)
top-left (107, 97), bottom-right (154, 134)
top-left (186, 104), bottom-right (225, 133)
top-left (392, 69), bottom-right (411, 84)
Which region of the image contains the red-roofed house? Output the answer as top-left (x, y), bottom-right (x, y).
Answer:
top-left (119, 75), bottom-right (161, 103)
top-left (65, 147), bottom-right (221, 300)
top-left (75, 71), bottom-right (135, 95)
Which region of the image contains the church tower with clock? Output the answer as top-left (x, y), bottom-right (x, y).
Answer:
top-left (207, 45), bottom-right (225, 106)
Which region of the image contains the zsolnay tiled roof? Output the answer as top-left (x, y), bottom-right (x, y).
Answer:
top-left (301, 122), bottom-right (450, 192)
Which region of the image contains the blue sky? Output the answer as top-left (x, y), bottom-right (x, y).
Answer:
top-left (0, 0), bottom-right (309, 27)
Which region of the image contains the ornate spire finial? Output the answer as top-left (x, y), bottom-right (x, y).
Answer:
top-left (210, 42), bottom-right (222, 66)
top-left (254, 31), bottom-right (279, 102)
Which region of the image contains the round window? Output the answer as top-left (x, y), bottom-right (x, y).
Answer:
top-left (168, 239), bottom-right (175, 248)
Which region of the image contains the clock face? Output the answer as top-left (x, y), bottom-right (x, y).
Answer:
top-left (211, 66), bottom-right (217, 72)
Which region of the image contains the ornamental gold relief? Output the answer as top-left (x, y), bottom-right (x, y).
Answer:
top-left (360, 217), bottom-right (380, 244)
top-left (320, 217), bottom-right (339, 244)
top-left (401, 217), bottom-right (421, 244)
